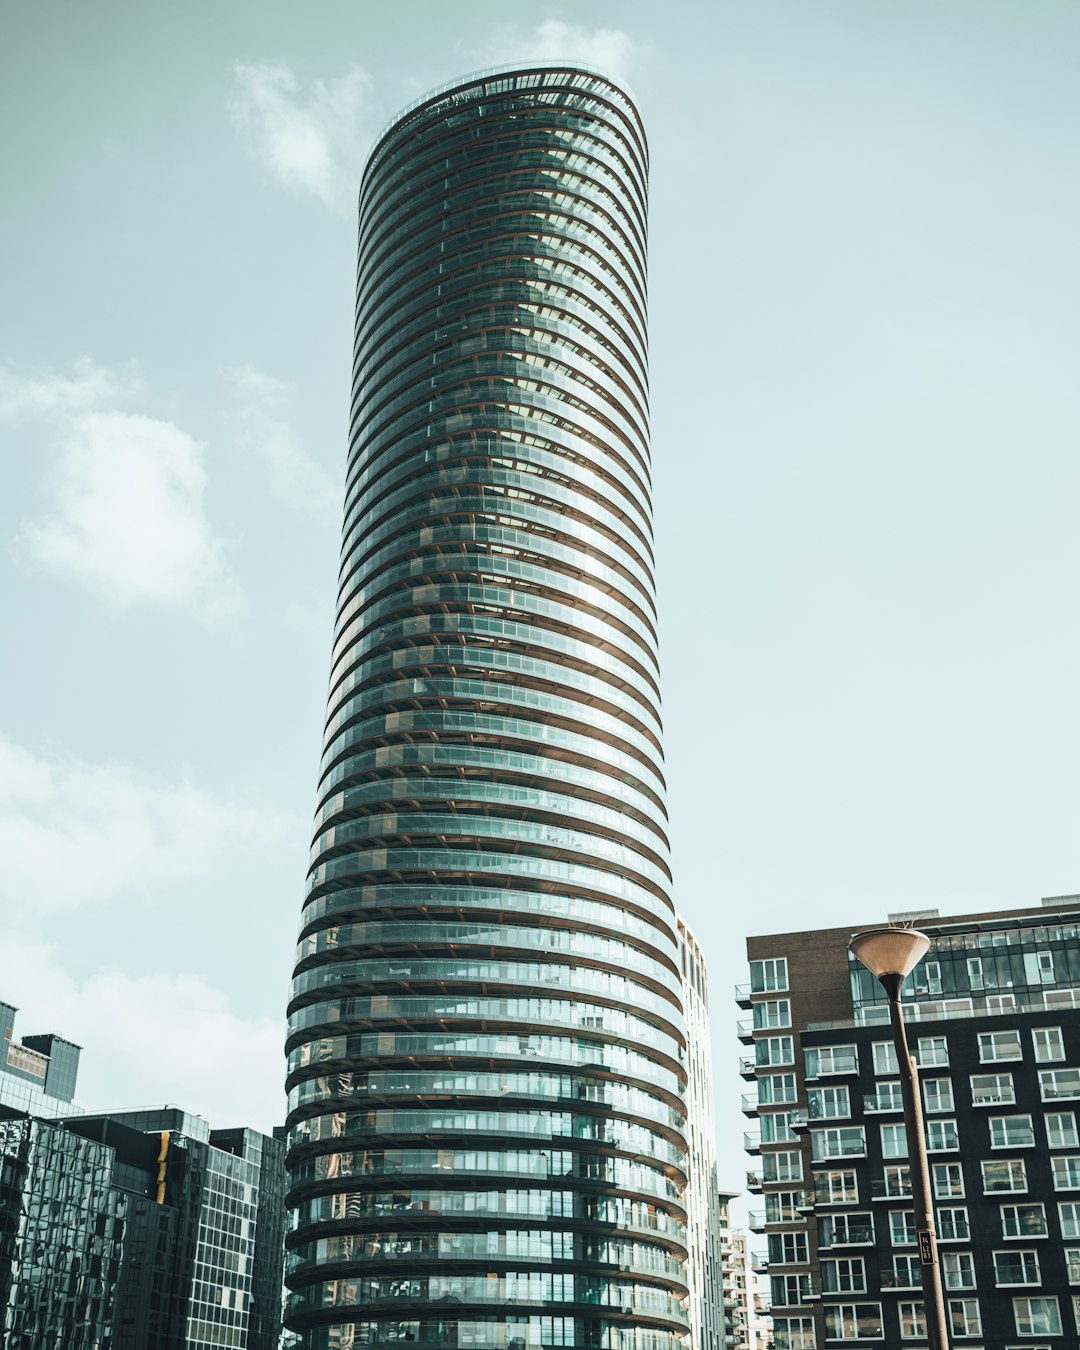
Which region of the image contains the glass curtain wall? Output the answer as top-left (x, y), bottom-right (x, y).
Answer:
top-left (284, 65), bottom-right (689, 1350)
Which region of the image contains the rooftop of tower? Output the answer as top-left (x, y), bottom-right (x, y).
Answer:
top-left (363, 60), bottom-right (646, 184)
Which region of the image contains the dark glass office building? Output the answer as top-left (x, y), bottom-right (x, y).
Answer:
top-left (285, 65), bottom-right (691, 1350)
top-left (0, 1005), bottom-right (287, 1349)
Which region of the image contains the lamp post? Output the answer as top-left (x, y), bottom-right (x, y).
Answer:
top-left (849, 927), bottom-right (950, 1350)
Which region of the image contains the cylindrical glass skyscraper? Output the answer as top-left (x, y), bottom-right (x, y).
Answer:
top-left (285, 65), bottom-right (690, 1350)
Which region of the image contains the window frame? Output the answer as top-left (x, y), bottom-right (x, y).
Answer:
top-left (822, 1303), bottom-right (884, 1342)
top-left (979, 1029), bottom-right (1023, 1063)
top-left (916, 1036), bottom-right (949, 1068)
top-left (1046, 1111), bottom-right (1079, 1149)
top-left (1038, 1066), bottom-right (1080, 1102)
top-left (1012, 1295), bottom-right (1062, 1338)
top-left (750, 957), bottom-right (789, 994)
top-left (993, 1248), bottom-right (1041, 1287)
top-left (941, 1250), bottom-right (977, 1291)
top-left (1032, 1026), bottom-right (1065, 1064)
top-left (970, 1071), bottom-right (1016, 1107)
top-left (948, 1297), bottom-right (982, 1337)
top-left (936, 1207), bottom-right (970, 1242)
top-left (990, 1114), bottom-right (1036, 1150)
top-left (1000, 1202), bottom-right (1048, 1239)
top-left (932, 1162), bottom-right (965, 1199)
top-left (982, 1158), bottom-right (1028, 1194)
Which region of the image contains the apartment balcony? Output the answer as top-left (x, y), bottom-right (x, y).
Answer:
top-left (750, 1253), bottom-right (768, 1275)
top-left (788, 1110), bottom-right (808, 1132)
top-left (738, 1055), bottom-right (756, 1080)
top-left (740, 1093), bottom-right (759, 1117)
top-left (870, 1177), bottom-right (913, 1201)
top-left (818, 1222), bottom-right (875, 1247)
top-left (747, 1210), bottom-right (765, 1232)
top-left (743, 1131), bottom-right (761, 1155)
top-left (863, 1092), bottom-right (904, 1114)
top-left (735, 983), bottom-right (752, 1009)
top-left (878, 1268), bottom-right (923, 1293)
top-left (737, 1019), bottom-right (754, 1044)
top-left (745, 1170), bottom-right (763, 1193)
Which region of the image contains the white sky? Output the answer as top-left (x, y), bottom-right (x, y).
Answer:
top-left (2, 0), bottom-right (1079, 1198)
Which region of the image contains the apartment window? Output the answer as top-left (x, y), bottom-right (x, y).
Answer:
top-left (1052, 1156), bottom-right (1080, 1190)
top-left (889, 1210), bottom-right (917, 1247)
top-left (937, 1208), bottom-right (970, 1241)
top-left (1066, 1248), bottom-right (1080, 1284)
top-left (817, 1170), bottom-right (858, 1205)
top-left (917, 1036), bottom-right (949, 1067)
top-left (922, 960), bottom-right (943, 995)
top-left (819, 1212), bottom-right (873, 1247)
top-left (971, 1072), bottom-right (1015, 1106)
top-left (759, 1074), bottom-right (799, 1106)
top-left (761, 1112), bottom-right (798, 1144)
top-left (948, 1299), bottom-right (982, 1337)
top-left (872, 1041), bottom-right (899, 1075)
top-left (811, 1127), bottom-right (865, 1161)
top-left (771, 1274), bottom-right (812, 1307)
top-left (923, 1078), bottom-right (954, 1113)
top-left (942, 1251), bottom-right (976, 1290)
top-left (885, 1255), bottom-right (921, 1290)
top-left (753, 999), bottom-right (791, 1030)
top-left (933, 1163), bottom-right (965, 1199)
top-left (805, 1044), bottom-right (858, 1077)
top-left (990, 1115), bottom-right (1036, 1149)
top-left (966, 956), bottom-right (984, 989)
top-left (1046, 1112), bottom-right (1080, 1148)
top-left (926, 1119), bottom-right (959, 1151)
top-left (820, 1258), bottom-right (866, 1294)
top-left (982, 1159), bottom-right (1028, 1193)
top-left (756, 1035), bottom-right (795, 1067)
top-left (823, 1304), bottom-right (883, 1341)
top-left (1039, 1067), bottom-right (1080, 1101)
top-left (1032, 1026), bottom-right (1065, 1063)
top-left (1000, 1203), bottom-right (1047, 1238)
top-left (980, 1029), bottom-right (1022, 1062)
top-left (768, 1231), bottom-right (809, 1265)
top-left (993, 1249), bottom-right (1041, 1286)
top-left (1059, 1202), bottom-right (1080, 1238)
top-left (867, 1080), bottom-right (904, 1113)
top-left (750, 958), bottom-right (788, 993)
top-left (898, 1302), bottom-right (925, 1340)
top-left (881, 1124), bottom-right (908, 1158)
top-left (808, 1086), bottom-right (850, 1120)
top-left (772, 1319), bottom-right (815, 1350)
top-left (882, 1165), bottom-right (912, 1198)
top-left (1024, 950), bottom-right (1056, 985)
top-left (1013, 1296), bottom-right (1062, 1337)
top-left (767, 1191), bottom-right (805, 1224)
top-left (765, 1150), bottom-right (802, 1183)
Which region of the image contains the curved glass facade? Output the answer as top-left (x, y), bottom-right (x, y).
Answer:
top-left (285, 65), bottom-right (690, 1350)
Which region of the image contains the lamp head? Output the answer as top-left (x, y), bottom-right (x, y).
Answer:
top-left (849, 927), bottom-right (931, 981)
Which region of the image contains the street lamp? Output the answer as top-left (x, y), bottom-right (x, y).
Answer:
top-left (849, 927), bottom-right (950, 1350)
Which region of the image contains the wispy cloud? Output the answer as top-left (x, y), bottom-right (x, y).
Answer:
top-left (470, 19), bottom-right (646, 86)
top-left (0, 930), bottom-right (283, 1131)
top-left (225, 364), bottom-right (339, 518)
top-left (0, 356), bottom-right (142, 424)
top-left (5, 358), bottom-right (240, 616)
top-left (16, 409), bottom-right (240, 614)
top-left (0, 733), bottom-right (297, 914)
top-left (228, 62), bottom-right (374, 214)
